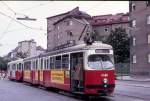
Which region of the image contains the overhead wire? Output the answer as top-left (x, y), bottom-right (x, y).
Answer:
top-left (0, 14), bottom-right (16, 40)
top-left (0, 1), bottom-right (46, 32)
top-left (0, 11), bottom-right (46, 31)
top-left (1, 1), bottom-right (16, 15)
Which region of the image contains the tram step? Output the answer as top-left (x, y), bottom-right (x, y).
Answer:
top-left (73, 91), bottom-right (84, 95)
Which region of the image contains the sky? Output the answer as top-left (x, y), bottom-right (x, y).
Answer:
top-left (0, 1), bottom-right (129, 56)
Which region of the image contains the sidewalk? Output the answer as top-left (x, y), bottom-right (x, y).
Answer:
top-left (116, 76), bottom-right (150, 82)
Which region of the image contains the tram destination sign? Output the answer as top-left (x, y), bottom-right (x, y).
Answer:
top-left (95, 49), bottom-right (109, 53)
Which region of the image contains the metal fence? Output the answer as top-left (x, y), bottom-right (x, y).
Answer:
top-left (115, 63), bottom-right (130, 76)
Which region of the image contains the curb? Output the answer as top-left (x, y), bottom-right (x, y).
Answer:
top-left (117, 83), bottom-right (150, 88)
top-left (116, 78), bottom-right (150, 82)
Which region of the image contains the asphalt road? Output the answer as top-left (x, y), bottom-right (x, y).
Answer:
top-left (0, 79), bottom-right (149, 101)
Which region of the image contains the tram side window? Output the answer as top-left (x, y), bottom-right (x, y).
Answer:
top-left (24, 61), bottom-right (31, 70)
top-left (22, 64), bottom-right (24, 70)
top-left (47, 58), bottom-right (49, 70)
top-left (44, 59), bottom-right (47, 70)
top-left (40, 58), bottom-right (43, 70)
top-left (62, 55), bottom-right (69, 69)
top-left (36, 59), bottom-right (38, 70)
top-left (17, 64), bottom-right (19, 70)
top-left (7, 65), bottom-right (10, 70)
top-left (19, 63), bottom-right (22, 70)
top-left (55, 56), bottom-right (61, 69)
top-left (12, 64), bottom-right (16, 70)
top-left (50, 57), bottom-right (55, 69)
top-left (28, 61), bottom-right (31, 70)
top-left (32, 61), bottom-right (34, 70)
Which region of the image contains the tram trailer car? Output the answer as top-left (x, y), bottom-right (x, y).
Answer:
top-left (7, 59), bottom-right (23, 81)
top-left (8, 42), bottom-right (115, 96)
top-left (23, 57), bottom-right (40, 85)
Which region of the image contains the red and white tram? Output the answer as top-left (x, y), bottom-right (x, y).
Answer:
top-left (8, 42), bottom-right (115, 96)
top-left (7, 59), bottom-right (23, 81)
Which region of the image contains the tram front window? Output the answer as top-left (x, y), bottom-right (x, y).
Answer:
top-left (88, 54), bottom-right (114, 70)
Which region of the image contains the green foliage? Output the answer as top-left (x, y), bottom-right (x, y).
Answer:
top-left (16, 52), bottom-right (27, 59)
top-left (0, 57), bottom-right (8, 71)
top-left (105, 27), bottom-right (130, 63)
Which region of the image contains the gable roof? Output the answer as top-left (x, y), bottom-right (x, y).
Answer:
top-left (36, 46), bottom-right (45, 51)
top-left (46, 7), bottom-right (91, 25)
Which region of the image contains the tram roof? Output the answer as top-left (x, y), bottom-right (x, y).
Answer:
top-left (24, 41), bottom-right (112, 61)
top-left (8, 59), bottom-right (23, 64)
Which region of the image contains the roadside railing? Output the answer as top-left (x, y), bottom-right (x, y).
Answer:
top-left (115, 63), bottom-right (130, 77)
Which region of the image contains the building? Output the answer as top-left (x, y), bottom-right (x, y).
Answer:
top-left (130, 1), bottom-right (150, 76)
top-left (47, 7), bottom-right (92, 51)
top-left (91, 13), bottom-right (129, 41)
top-left (47, 7), bottom-right (130, 51)
top-left (10, 39), bottom-right (45, 60)
top-left (36, 46), bottom-right (45, 56)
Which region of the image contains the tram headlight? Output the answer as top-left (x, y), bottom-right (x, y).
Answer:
top-left (103, 78), bottom-right (108, 84)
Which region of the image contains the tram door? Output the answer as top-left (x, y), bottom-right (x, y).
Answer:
top-left (70, 52), bottom-right (84, 92)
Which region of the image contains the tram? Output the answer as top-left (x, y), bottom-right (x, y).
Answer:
top-left (7, 59), bottom-right (23, 81)
top-left (8, 41), bottom-right (115, 96)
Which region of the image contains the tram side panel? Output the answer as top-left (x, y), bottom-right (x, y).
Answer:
top-left (32, 70), bottom-right (39, 85)
top-left (16, 70), bottom-right (23, 81)
top-left (23, 70), bottom-right (32, 83)
top-left (48, 70), bottom-right (70, 91)
top-left (43, 70), bottom-right (51, 87)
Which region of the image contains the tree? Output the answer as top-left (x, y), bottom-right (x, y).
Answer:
top-left (105, 27), bottom-right (130, 63)
top-left (16, 52), bottom-right (28, 59)
top-left (0, 57), bottom-right (8, 71)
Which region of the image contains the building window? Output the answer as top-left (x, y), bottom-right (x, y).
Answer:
top-left (58, 34), bottom-right (60, 39)
top-left (131, 19), bottom-right (136, 27)
top-left (57, 26), bottom-right (59, 30)
top-left (148, 34), bottom-right (150, 44)
top-left (148, 54), bottom-right (150, 63)
top-left (69, 21), bottom-right (73, 25)
top-left (147, 15), bottom-right (150, 24)
top-left (66, 20), bottom-right (73, 26)
top-left (133, 55), bottom-right (136, 63)
top-left (133, 37), bottom-right (136, 46)
top-left (104, 28), bottom-right (109, 32)
top-left (67, 30), bottom-right (73, 36)
top-left (146, 1), bottom-right (150, 6)
top-left (131, 3), bottom-right (136, 11)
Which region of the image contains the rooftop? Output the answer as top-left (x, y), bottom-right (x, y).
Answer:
top-left (91, 13), bottom-right (129, 26)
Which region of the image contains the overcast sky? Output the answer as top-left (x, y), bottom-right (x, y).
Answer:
top-left (0, 1), bottom-right (129, 56)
